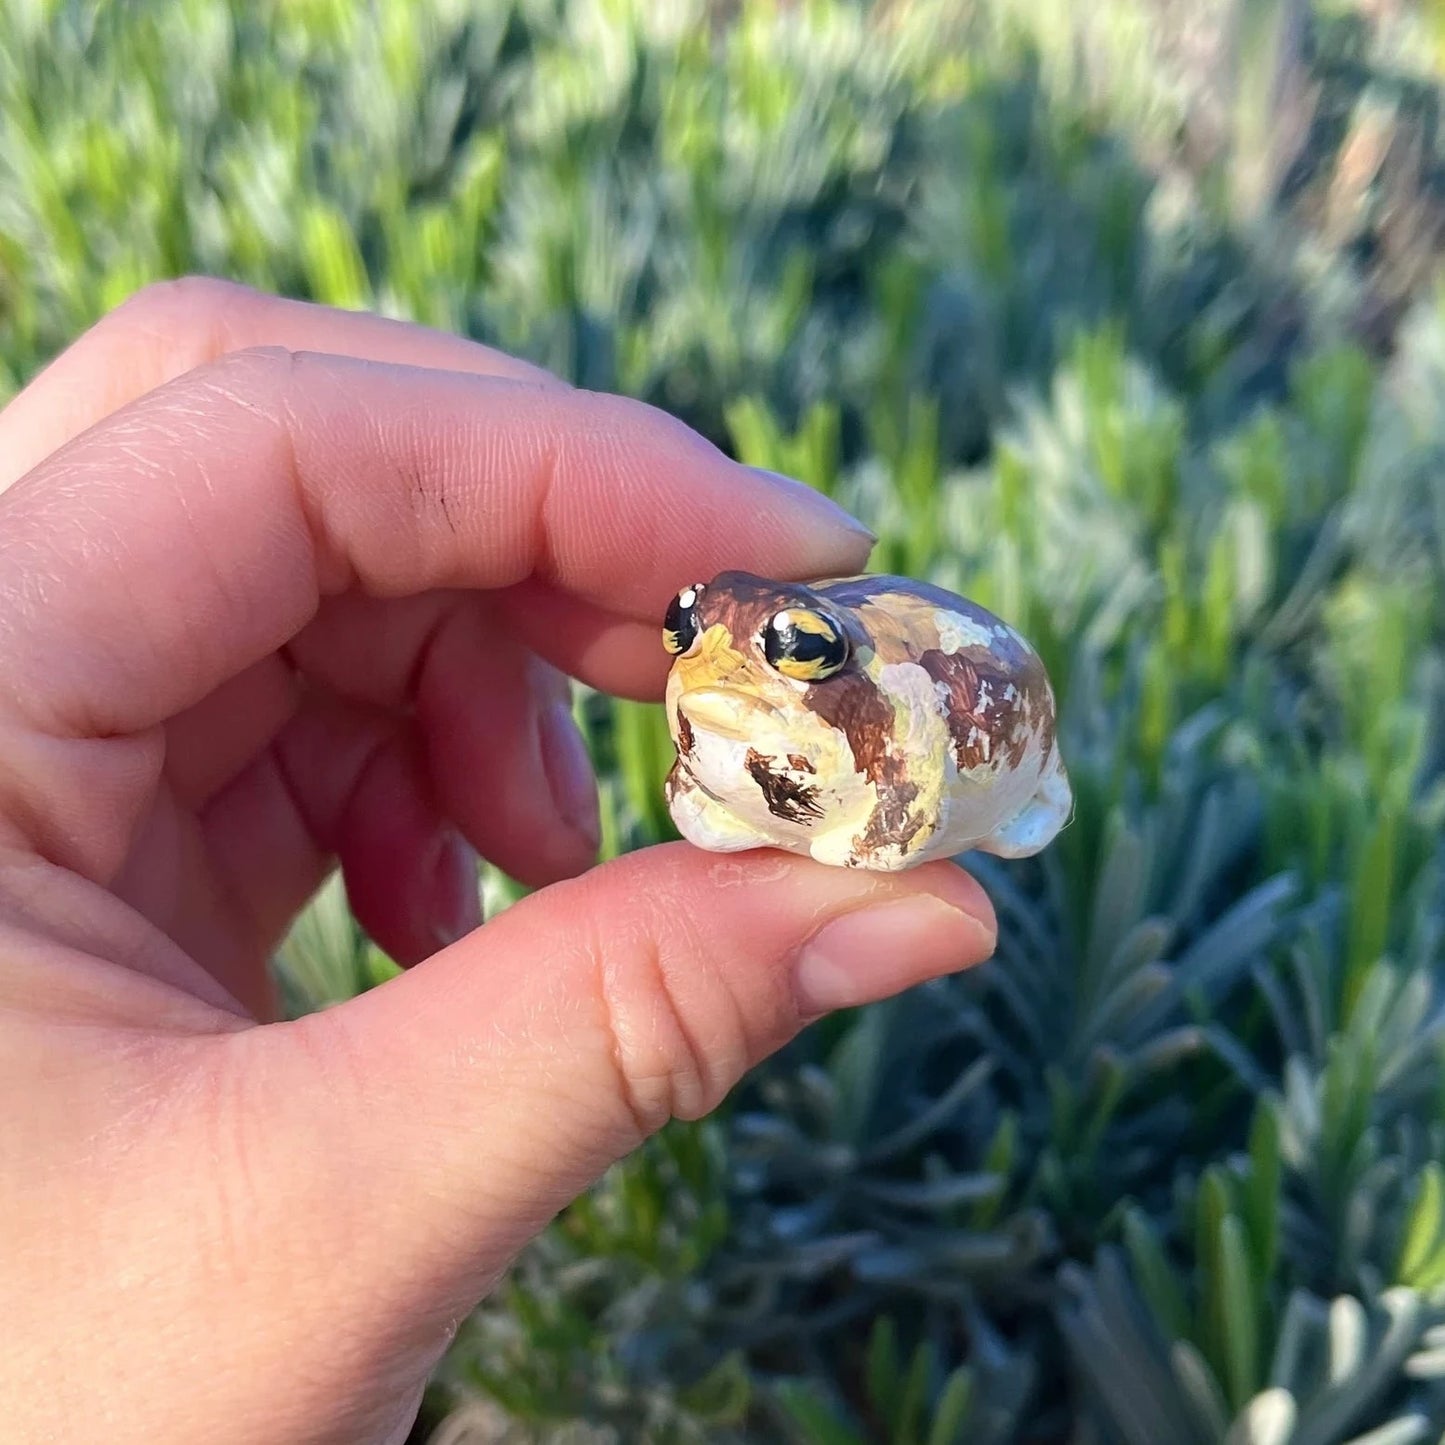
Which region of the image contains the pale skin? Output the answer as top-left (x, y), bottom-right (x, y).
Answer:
top-left (0, 279), bottom-right (997, 1444)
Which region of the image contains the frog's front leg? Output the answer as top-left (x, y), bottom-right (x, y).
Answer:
top-left (972, 758), bottom-right (1073, 858)
top-left (665, 761), bottom-right (780, 853)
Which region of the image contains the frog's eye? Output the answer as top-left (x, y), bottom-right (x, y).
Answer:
top-left (764, 607), bottom-right (849, 681)
top-left (663, 583), bottom-right (706, 656)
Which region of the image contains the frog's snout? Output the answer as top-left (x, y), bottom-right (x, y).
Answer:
top-left (675, 687), bottom-right (778, 742)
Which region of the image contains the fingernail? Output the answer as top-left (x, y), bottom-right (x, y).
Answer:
top-left (792, 896), bottom-right (994, 1017)
top-left (432, 830), bottom-right (482, 948)
top-left (745, 466), bottom-right (877, 544)
top-left (538, 700), bottom-right (601, 852)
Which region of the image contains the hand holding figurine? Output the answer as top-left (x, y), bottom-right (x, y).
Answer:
top-left (0, 280), bottom-right (1001, 1444)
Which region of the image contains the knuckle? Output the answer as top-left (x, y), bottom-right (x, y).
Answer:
top-left (191, 343), bottom-right (299, 404)
top-left (93, 280), bottom-right (292, 404)
top-left (212, 340), bottom-right (296, 370)
top-left (97, 1033), bottom-right (268, 1289)
top-left (587, 907), bottom-right (719, 1137)
top-left (589, 388), bottom-right (709, 454)
top-left (183, 1036), bottom-right (272, 1275)
top-left (107, 274), bottom-right (245, 330)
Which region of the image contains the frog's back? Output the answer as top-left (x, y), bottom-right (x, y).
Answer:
top-left (812, 573), bottom-right (1058, 804)
top-left (816, 571), bottom-right (1041, 678)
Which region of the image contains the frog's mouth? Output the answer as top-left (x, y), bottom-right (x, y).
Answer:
top-left (675, 686), bottom-right (781, 743)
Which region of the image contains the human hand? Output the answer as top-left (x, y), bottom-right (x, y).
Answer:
top-left (0, 280), bottom-right (997, 1443)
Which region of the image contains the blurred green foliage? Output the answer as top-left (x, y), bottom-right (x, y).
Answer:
top-left (4, 0), bottom-right (1445, 1439)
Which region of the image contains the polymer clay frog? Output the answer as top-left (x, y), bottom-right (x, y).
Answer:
top-left (662, 572), bottom-right (1071, 871)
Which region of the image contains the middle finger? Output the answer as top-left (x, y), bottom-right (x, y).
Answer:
top-left (288, 590), bottom-right (599, 886)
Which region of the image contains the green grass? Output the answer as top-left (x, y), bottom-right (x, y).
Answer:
top-left (4, 0), bottom-right (1445, 1440)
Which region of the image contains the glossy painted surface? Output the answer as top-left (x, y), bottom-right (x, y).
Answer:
top-left (662, 571), bottom-right (1072, 870)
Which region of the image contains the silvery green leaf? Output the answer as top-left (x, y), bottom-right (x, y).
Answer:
top-left (1222, 1388), bottom-right (1297, 1445)
top-left (1170, 1339), bottom-right (1233, 1439)
top-left (1123, 1208), bottom-right (1192, 1341)
top-left (1126, 874), bottom-right (1297, 1043)
top-left (926, 1368), bottom-right (975, 1445)
top-left (1203, 1025), bottom-right (1273, 1094)
top-left (1096, 917), bottom-right (1176, 1000)
top-left (850, 1247), bottom-right (932, 1283)
top-left (1077, 962), bottom-right (1174, 1057)
top-left (730, 1114), bottom-right (808, 1149)
top-left (861, 1057), bottom-right (995, 1167)
top-left (769, 1200), bottom-right (840, 1242)
top-left (969, 853), bottom-right (1060, 966)
top-left (1288, 938), bottom-right (1334, 1064)
top-left (274, 870), bottom-right (373, 1013)
top-left (1329, 1296), bottom-right (1371, 1385)
top-left (1340, 1418), bottom-right (1433, 1445)
top-left (1217, 1213), bottom-right (1262, 1408)
top-left (855, 1174), bottom-right (1004, 1211)
top-left (978, 956), bottom-right (1050, 1056)
top-left (1402, 1349), bottom-right (1445, 1379)
top-left (1127, 1024), bottom-right (1209, 1076)
top-left (1254, 961), bottom-right (1308, 1058)
top-left (1082, 815), bottom-right (1155, 984)
top-left (1059, 1257), bottom-right (1212, 1445)
top-left (1293, 1291), bottom-right (1427, 1444)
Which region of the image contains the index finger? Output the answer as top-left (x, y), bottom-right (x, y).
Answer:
top-left (0, 276), bottom-right (564, 491)
top-left (0, 346), bottom-right (873, 739)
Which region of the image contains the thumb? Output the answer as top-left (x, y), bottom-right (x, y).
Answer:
top-left (265, 843), bottom-right (994, 1322)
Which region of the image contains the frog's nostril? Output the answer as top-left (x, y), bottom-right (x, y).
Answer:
top-left (707, 635), bottom-right (745, 670)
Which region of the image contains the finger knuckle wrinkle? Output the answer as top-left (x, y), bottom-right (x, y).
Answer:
top-left (150, 1035), bottom-right (268, 1288)
top-left (189, 347), bottom-right (302, 435)
top-left (116, 274), bottom-right (236, 319)
top-left (594, 389), bottom-right (716, 461)
top-left (590, 914), bottom-right (713, 1138)
top-left (212, 342), bottom-right (299, 378)
top-left (107, 276), bottom-right (245, 351)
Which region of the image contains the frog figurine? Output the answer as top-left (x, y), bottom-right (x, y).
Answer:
top-left (661, 572), bottom-right (1071, 871)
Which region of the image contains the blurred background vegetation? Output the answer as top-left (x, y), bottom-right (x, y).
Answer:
top-left (3, 0), bottom-right (1445, 1439)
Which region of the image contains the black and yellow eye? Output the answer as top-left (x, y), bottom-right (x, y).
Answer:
top-left (663, 583), bottom-right (706, 656)
top-left (764, 608), bottom-right (849, 681)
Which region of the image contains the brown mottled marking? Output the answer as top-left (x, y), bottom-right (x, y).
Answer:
top-left (676, 712), bottom-right (696, 758)
top-left (788, 754), bottom-right (814, 773)
top-left (819, 574), bottom-right (995, 614)
top-left (664, 760), bottom-right (684, 806)
top-left (803, 672), bottom-right (895, 785)
top-left (860, 777), bottom-right (926, 854)
top-left (693, 572), bottom-right (802, 651)
top-left (820, 576), bottom-right (1038, 673)
top-left (745, 748), bottom-right (825, 825)
top-left (918, 648), bottom-right (1039, 773)
top-left (1032, 676), bottom-right (1057, 761)
top-left (854, 596), bottom-right (946, 664)
top-left (692, 571), bottom-right (878, 664)
top-left (803, 672), bottom-right (927, 856)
